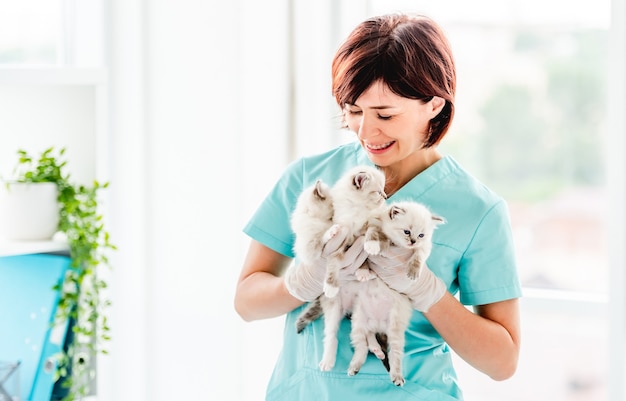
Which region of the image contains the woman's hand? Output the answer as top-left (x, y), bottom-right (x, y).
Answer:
top-left (367, 245), bottom-right (447, 312)
top-left (285, 226), bottom-right (368, 302)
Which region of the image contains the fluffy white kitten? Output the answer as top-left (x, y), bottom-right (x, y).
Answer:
top-left (347, 201), bottom-right (444, 386)
top-left (290, 179), bottom-right (335, 265)
top-left (323, 165), bottom-right (387, 298)
top-left (292, 166), bottom-right (386, 374)
top-left (364, 201), bottom-right (445, 279)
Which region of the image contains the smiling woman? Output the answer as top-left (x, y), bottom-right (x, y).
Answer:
top-left (277, 0), bottom-right (618, 400)
top-left (341, 82), bottom-right (446, 196)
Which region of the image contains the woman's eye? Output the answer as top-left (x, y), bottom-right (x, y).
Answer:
top-left (378, 114), bottom-right (392, 120)
top-left (347, 109), bottom-right (362, 115)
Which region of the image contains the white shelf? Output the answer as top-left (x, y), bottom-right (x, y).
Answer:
top-left (0, 238), bottom-right (69, 257)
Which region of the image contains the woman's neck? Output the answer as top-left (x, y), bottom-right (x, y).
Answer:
top-left (380, 148), bottom-right (442, 197)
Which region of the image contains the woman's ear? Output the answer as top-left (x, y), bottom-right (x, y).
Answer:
top-left (429, 96), bottom-right (446, 116)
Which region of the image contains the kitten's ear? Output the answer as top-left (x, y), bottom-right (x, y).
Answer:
top-left (432, 214), bottom-right (445, 225)
top-left (353, 171), bottom-right (369, 190)
top-left (389, 205), bottom-right (405, 220)
top-left (313, 180), bottom-right (327, 200)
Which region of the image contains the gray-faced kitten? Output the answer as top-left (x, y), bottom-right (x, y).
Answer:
top-left (364, 201), bottom-right (445, 280)
top-left (347, 201), bottom-right (444, 386)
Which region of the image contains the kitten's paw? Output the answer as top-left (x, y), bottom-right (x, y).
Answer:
top-left (354, 267), bottom-right (376, 282)
top-left (391, 374), bottom-right (405, 387)
top-left (369, 345), bottom-right (385, 360)
top-left (322, 224), bottom-right (342, 243)
top-left (323, 282), bottom-right (339, 298)
top-left (406, 259), bottom-right (423, 280)
top-left (364, 240), bottom-right (381, 255)
top-left (348, 361), bottom-right (363, 376)
top-left (319, 358), bottom-right (335, 371)
top-left (406, 266), bottom-right (421, 280)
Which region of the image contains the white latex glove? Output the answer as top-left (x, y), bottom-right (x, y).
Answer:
top-left (285, 227), bottom-right (368, 302)
top-left (367, 245), bottom-right (447, 312)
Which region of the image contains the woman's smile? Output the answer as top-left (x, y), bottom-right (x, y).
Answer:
top-left (366, 140), bottom-right (396, 153)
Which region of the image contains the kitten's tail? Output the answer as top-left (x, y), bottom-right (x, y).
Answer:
top-left (295, 298), bottom-right (324, 333)
top-left (375, 333), bottom-right (390, 372)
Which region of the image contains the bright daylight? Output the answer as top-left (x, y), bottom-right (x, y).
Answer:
top-left (0, 1), bottom-right (624, 401)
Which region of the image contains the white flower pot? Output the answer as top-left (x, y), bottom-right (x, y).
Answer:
top-left (0, 182), bottom-right (60, 241)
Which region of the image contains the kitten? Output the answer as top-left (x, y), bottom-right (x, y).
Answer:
top-left (347, 201), bottom-right (444, 386)
top-left (323, 165), bottom-right (387, 298)
top-left (291, 165), bottom-right (386, 373)
top-left (364, 201), bottom-right (445, 280)
top-left (290, 179), bottom-right (335, 265)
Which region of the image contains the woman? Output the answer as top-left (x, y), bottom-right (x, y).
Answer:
top-left (234, 13), bottom-right (522, 401)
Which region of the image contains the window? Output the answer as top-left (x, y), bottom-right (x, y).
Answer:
top-left (361, 1), bottom-right (613, 400)
top-left (285, 1), bottom-right (618, 400)
top-left (0, 0), bottom-right (61, 65)
top-left (0, 0), bottom-right (104, 67)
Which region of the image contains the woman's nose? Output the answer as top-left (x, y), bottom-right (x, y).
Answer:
top-left (357, 115), bottom-right (379, 140)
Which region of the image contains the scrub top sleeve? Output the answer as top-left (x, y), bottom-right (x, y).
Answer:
top-left (243, 159), bottom-right (304, 258)
top-left (458, 200), bottom-right (523, 306)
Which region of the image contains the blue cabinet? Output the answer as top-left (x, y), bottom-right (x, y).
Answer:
top-left (0, 252), bottom-right (71, 401)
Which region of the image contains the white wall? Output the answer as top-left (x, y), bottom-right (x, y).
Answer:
top-left (105, 1), bottom-right (291, 400)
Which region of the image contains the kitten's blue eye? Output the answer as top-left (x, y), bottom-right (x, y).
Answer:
top-left (404, 230), bottom-right (411, 236)
top-left (418, 233), bottom-right (425, 238)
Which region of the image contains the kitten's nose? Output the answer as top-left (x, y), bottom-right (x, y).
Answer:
top-left (410, 239), bottom-right (416, 245)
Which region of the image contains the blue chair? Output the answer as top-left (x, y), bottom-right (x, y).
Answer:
top-left (0, 254), bottom-right (71, 401)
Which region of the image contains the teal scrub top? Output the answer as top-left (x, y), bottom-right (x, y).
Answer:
top-left (243, 141), bottom-right (523, 401)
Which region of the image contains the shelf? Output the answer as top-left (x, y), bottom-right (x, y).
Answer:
top-left (0, 238), bottom-right (69, 257)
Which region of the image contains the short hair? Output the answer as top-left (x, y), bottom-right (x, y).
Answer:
top-left (331, 14), bottom-right (456, 147)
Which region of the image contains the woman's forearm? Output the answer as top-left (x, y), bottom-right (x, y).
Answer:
top-left (235, 272), bottom-right (302, 322)
top-left (425, 293), bottom-right (521, 381)
top-left (235, 241), bottom-right (302, 321)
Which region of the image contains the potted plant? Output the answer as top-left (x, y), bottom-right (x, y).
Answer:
top-left (0, 179), bottom-right (60, 241)
top-left (3, 147), bottom-right (115, 400)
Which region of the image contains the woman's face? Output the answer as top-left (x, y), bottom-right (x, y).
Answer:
top-left (344, 80), bottom-right (444, 169)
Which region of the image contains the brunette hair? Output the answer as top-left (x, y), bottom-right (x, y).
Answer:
top-left (331, 14), bottom-right (456, 147)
